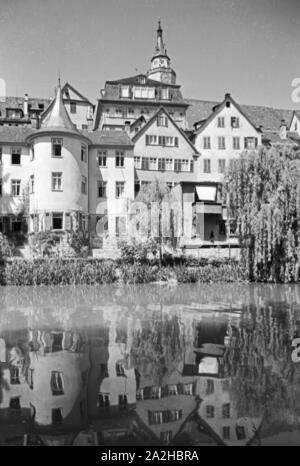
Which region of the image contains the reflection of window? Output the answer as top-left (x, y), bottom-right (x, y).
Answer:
top-left (151, 386), bottom-right (162, 399)
top-left (116, 363), bottom-right (125, 377)
top-left (169, 410), bottom-right (182, 422)
top-left (160, 431), bottom-right (172, 442)
top-left (98, 393), bottom-right (110, 409)
top-left (223, 426), bottom-right (231, 440)
top-left (10, 366), bottom-right (20, 385)
top-left (222, 403), bottom-right (231, 419)
top-left (51, 371), bottom-right (64, 396)
top-left (236, 425), bottom-right (246, 440)
top-left (119, 394), bottom-right (128, 408)
top-left (136, 389), bottom-right (144, 400)
top-left (52, 408), bottom-right (63, 425)
top-left (206, 405), bottom-right (215, 418)
top-left (10, 397), bottom-right (21, 410)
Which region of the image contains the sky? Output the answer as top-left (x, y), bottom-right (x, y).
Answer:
top-left (0, 0), bottom-right (299, 109)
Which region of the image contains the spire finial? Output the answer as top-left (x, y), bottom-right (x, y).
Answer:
top-left (58, 69), bottom-right (61, 88)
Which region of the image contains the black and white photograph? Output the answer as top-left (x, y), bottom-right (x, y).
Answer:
top-left (1, 0), bottom-right (300, 452)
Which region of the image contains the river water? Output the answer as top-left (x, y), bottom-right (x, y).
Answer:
top-left (1, 283), bottom-right (300, 446)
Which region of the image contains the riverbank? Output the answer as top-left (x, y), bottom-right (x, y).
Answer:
top-left (0, 257), bottom-right (247, 286)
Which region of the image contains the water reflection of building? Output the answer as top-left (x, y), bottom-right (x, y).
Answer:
top-left (0, 304), bottom-right (266, 446)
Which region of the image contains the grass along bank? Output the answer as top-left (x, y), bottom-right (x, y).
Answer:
top-left (0, 257), bottom-right (246, 286)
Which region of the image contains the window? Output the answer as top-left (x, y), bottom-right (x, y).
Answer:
top-left (50, 371), bottom-right (64, 395)
top-left (222, 403), bottom-right (231, 419)
top-left (116, 151), bottom-right (124, 167)
top-left (116, 363), bottom-right (125, 377)
top-left (10, 366), bottom-right (20, 385)
top-left (11, 179), bottom-right (21, 196)
top-left (145, 135), bottom-right (158, 145)
top-left (206, 405), bottom-right (215, 418)
top-left (0, 179), bottom-right (2, 197)
top-left (158, 158), bottom-right (166, 171)
top-left (165, 158), bottom-right (173, 171)
top-left (81, 176), bottom-right (87, 194)
top-left (115, 181), bottom-right (125, 198)
top-left (81, 144), bottom-right (87, 162)
top-left (52, 408), bottom-right (63, 425)
top-left (52, 138), bottom-right (62, 157)
top-left (70, 102), bottom-right (77, 114)
top-left (203, 136), bottom-right (211, 149)
top-left (149, 411), bottom-right (163, 425)
top-left (160, 88), bottom-right (170, 100)
top-left (223, 426), bottom-right (231, 440)
top-left (133, 86), bottom-right (155, 99)
top-left (52, 213), bottom-right (63, 230)
top-left (30, 146), bottom-right (34, 161)
top-left (28, 369), bottom-right (34, 389)
top-left (206, 379), bottom-right (214, 395)
top-left (157, 114), bottom-right (168, 127)
top-left (160, 431), bottom-right (172, 443)
top-left (174, 159), bottom-right (181, 172)
top-left (98, 151), bottom-right (107, 167)
top-left (11, 148), bottom-right (21, 165)
top-left (169, 410), bottom-right (182, 422)
top-left (218, 159), bottom-right (226, 174)
top-left (121, 86), bottom-right (130, 98)
top-left (149, 158), bottom-right (157, 170)
top-left (218, 137), bottom-right (226, 150)
top-left (115, 108), bottom-right (122, 115)
top-left (244, 137), bottom-right (258, 149)
top-left (134, 180), bottom-right (141, 196)
top-left (30, 175), bottom-right (34, 194)
top-left (98, 393), bottom-right (110, 409)
top-left (203, 159), bottom-right (211, 173)
top-left (52, 172), bottom-right (62, 191)
top-left (128, 108), bottom-right (134, 115)
top-left (98, 181), bottom-right (107, 198)
top-left (236, 425), bottom-right (246, 440)
top-left (165, 136), bottom-right (178, 147)
top-left (218, 117), bottom-right (225, 128)
top-left (141, 157), bottom-right (149, 170)
top-left (9, 397), bottom-right (21, 410)
top-left (134, 156), bottom-right (141, 169)
top-left (190, 160), bottom-right (194, 172)
top-left (233, 137), bottom-right (240, 150)
top-left (231, 117), bottom-right (239, 128)
top-left (181, 160), bottom-right (189, 172)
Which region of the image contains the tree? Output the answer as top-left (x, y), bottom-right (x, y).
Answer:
top-left (134, 179), bottom-right (177, 262)
top-left (224, 146), bottom-right (300, 282)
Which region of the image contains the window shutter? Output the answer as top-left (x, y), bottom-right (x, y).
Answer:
top-left (175, 137), bottom-right (179, 147)
top-left (255, 137), bottom-right (258, 147)
top-left (146, 135), bottom-right (149, 145)
top-left (165, 117), bottom-right (168, 127)
top-left (45, 213), bottom-right (51, 231)
top-left (65, 213), bottom-right (71, 230)
top-left (244, 138), bottom-right (247, 149)
top-left (162, 136), bottom-right (166, 146)
top-left (177, 383), bottom-right (184, 394)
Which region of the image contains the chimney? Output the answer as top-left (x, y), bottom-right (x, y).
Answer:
top-left (279, 119), bottom-right (287, 140)
top-left (24, 93), bottom-right (28, 117)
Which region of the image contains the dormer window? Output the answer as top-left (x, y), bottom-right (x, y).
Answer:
top-left (38, 103), bottom-right (44, 111)
top-left (121, 86), bottom-right (130, 98)
top-left (138, 76), bottom-right (146, 84)
top-left (160, 88), bottom-right (170, 100)
top-left (6, 109), bottom-right (23, 119)
top-left (134, 87), bottom-right (155, 99)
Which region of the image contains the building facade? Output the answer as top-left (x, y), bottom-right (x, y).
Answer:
top-left (0, 20), bottom-right (299, 252)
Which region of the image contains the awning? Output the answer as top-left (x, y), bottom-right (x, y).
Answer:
top-left (196, 186), bottom-right (217, 201)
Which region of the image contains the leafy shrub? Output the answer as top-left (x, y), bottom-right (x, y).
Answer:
top-left (118, 239), bottom-right (158, 264)
top-left (119, 264), bottom-right (160, 284)
top-left (0, 233), bottom-right (14, 259)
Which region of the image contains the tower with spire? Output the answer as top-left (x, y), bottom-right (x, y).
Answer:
top-left (147, 19), bottom-right (176, 85)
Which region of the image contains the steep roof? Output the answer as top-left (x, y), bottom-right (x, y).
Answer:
top-left (0, 126), bottom-right (33, 144)
top-left (132, 106), bottom-right (198, 154)
top-left (105, 74), bottom-right (179, 88)
top-left (81, 129), bottom-right (134, 147)
top-left (186, 98), bottom-right (294, 132)
top-left (40, 83), bottom-right (78, 132)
